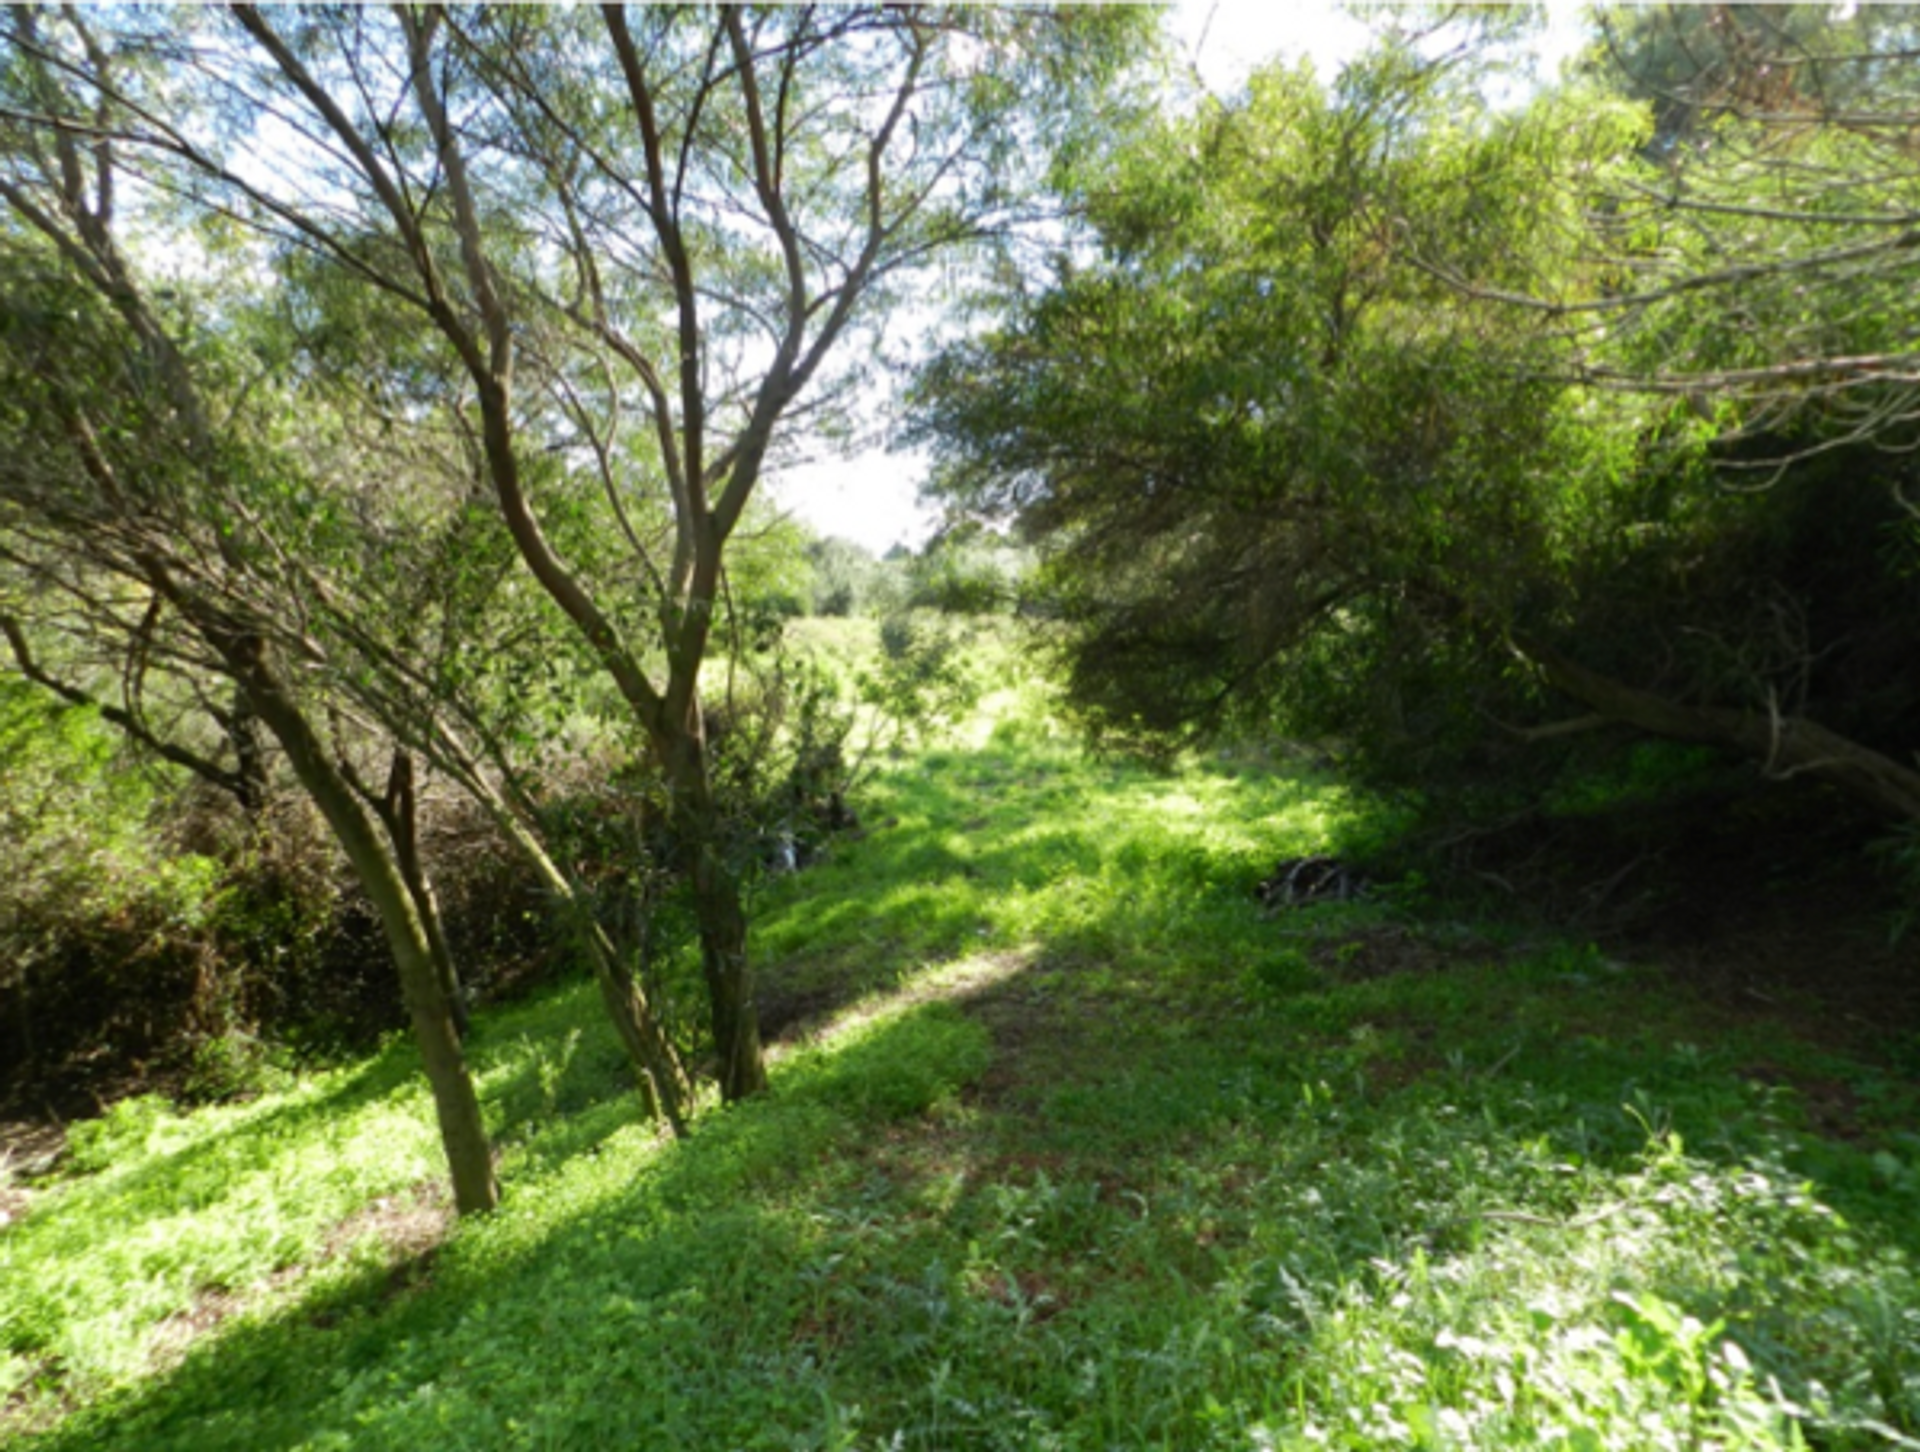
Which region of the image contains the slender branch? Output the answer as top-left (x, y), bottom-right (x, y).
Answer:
top-left (1, 612), bottom-right (251, 799)
top-left (602, 4), bottom-right (706, 557)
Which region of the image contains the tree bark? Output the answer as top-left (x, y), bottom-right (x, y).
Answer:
top-left (689, 842), bottom-right (767, 1102)
top-left (0, 10), bottom-right (497, 1205)
top-left (226, 680), bottom-right (268, 817)
top-left (1517, 635), bottom-right (1920, 823)
top-left (383, 751), bottom-right (469, 1041)
top-left (663, 723), bottom-right (767, 1102)
top-left (212, 630), bottom-right (499, 1215)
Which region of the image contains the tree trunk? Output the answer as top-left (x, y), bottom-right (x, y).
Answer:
top-left (5, 963), bottom-right (30, 1092)
top-left (455, 768), bottom-right (690, 1132)
top-left (587, 930), bottom-right (684, 1127)
top-left (690, 839), bottom-right (767, 1101)
top-left (1518, 635), bottom-right (1920, 823)
top-left (228, 680), bottom-right (268, 818)
top-left (385, 751), bottom-right (469, 1040)
top-left (663, 725), bottom-right (767, 1102)
top-left (216, 634), bottom-right (499, 1215)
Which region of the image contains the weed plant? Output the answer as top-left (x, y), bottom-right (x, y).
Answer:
top-left (4, 660), bottom-right (1917, 1449)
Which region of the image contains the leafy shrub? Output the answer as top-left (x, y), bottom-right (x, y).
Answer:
top-left (0, 678), bottom-right (549, 1105)
top-left (862, 611), bottom-right (985, 748)
top-left (807, 535), bottom-right (905, 617)
top-left (0, 688), bottom-right (232, 1101)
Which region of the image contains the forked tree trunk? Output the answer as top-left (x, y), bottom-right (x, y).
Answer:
top-left (215, 633), bottom-right (499, 1215)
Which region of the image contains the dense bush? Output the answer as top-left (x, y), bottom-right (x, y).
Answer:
top-left (0, 685), bottom-right (557, 1109)
top-left (905, 528), bottom-right (1028, 616)
top-left (806, 536), bottom-right (905, 618)
top-left (0, 687), bottom-right (226, 1107)
top-left (0, 607), bottom-right (908, 1112)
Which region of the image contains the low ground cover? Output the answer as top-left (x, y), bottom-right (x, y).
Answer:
top-left (4, 715), bottom-right (1916, 1449)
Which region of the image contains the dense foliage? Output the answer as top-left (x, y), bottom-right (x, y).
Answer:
top-left (0, 3), bottom-right (1152, 1204)
top-left (912, 9), bottom-right (1920, 829)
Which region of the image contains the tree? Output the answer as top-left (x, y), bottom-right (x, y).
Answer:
top-left (905, 525), bottom-right (1026, 616)
top-left (243, 244), bottom-right (696, 1129)
top-left (0, 9), bottom-right (498, 1213)
top-left (1443, 4), bottom-right (1920, 462)
top-left (1404, 3), bottom-right (1920, 820)
top-left (914, 33), bottom-right (1625, 764)
top-left (808, 536), bottom-right (891, 618)
top-left (916, 14), bottom-right (1920, 832)
top-left (42, 3), bottom-right (1145, 1101)
top-left (0, 590), bottom-right (271, 820)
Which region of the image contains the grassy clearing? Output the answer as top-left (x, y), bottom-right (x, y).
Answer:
top-left (5, 700), bottom-right (1918, 1449)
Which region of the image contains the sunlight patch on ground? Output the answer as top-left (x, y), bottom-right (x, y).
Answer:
top-left (767, 947), bottom-right (1034, 1065)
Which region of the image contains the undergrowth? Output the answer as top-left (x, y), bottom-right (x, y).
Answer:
top-left (4, 696), bottom-right (1917, 1449)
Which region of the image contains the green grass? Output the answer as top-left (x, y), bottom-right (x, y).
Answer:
top-left (5, 696), bottom-right (1918, 1449)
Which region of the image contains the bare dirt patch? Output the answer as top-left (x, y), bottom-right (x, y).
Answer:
top-left (756, 983), bottom-right (843, 1044)
top-left (322, 1177), bottom-right (454, 1265)
top-left (0, 1121), bottom-right (70, 1233)
top-left (957, 975), bottom-right (1079, 1110)
top-left (148, 1286), bottom-right (257, 1370)
top-left (0, 1119), bottom-right (66, 1176)
top-left (1737, 1062), bottom-right (1869, 1140)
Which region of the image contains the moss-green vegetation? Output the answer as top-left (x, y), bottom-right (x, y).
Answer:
top-left (6, 720), bottom-right (1916, 1449)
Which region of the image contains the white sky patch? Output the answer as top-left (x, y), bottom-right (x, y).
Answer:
top-left (1175, 0), bottom-right (1373, 88)
top-left (768, 447), bottom-right (938, 557)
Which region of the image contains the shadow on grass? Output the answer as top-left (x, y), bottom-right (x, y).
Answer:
top-left (33, 938), bottom-right (1920, 1450)
top-left (33, 1049), bottom-right (423, 1208)
top-left (33, 996), bottom-right (996, 1451)
top-left (27, 974), bottom-right (655, 1239)
top-left (761, 738), bottom-right (1917, 1253)
top-left (24, 738), bottom-right (1920, 1448)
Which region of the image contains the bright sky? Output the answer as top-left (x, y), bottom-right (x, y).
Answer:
top-left (767, 1), bottom-right (1592, 556)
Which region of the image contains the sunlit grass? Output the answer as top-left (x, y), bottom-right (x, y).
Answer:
top-left (5, 654), bottom-right (1918, 1449)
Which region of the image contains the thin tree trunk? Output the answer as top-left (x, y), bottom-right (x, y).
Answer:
top-left (385, 751), bottom-right (469, 1040)
top-left (228, 680), bottom-right (267, 818)
top-left (689, 839), bottom-right (767, 1101)
top-left (518, 844), bottom-right (690, 1131)
top-left (663, 726), bottom-right (767, 1102)
top-left (6, 965), bottom-right (31, 1091)
top-left (452, 767), bottom-right (690, 1132)
top-left (0, 13), bottom-right (492, 1202)
top-left (215, 633), bottom-right (499, 1215)
top-left (255, 5), bottom-right (768, 1108)
top-left (1518, 635), bottom-right (1920, 822)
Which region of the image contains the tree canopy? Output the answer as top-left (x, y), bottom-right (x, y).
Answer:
top-left (7, 2), bottom-right (1920, 1217)
top-left (912, 8), bottom-right (1920, 826)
